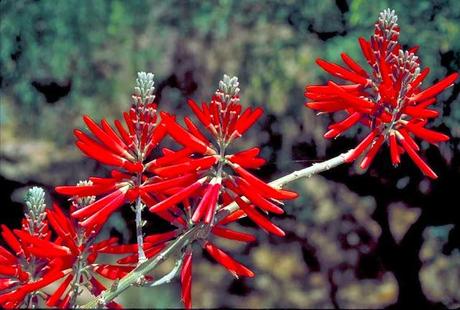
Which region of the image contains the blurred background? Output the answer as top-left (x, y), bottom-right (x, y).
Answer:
top-left (1, 0), bottom-right (459, 308)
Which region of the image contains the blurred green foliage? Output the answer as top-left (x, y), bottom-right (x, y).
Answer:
top-left (1, 0), bottom-right (459, 145)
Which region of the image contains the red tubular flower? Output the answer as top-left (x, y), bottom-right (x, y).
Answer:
top-left (14, 204), bottom-right (134, 307)
top-left (56, 177), bottom-right (133, 231)
top-left (203, 242), bottom-right (254, 278)
top-left (304, 9), bottom-right (458, 178)
top-left (180, 250), bottom-right (193, 309)
top-left (56, 74), bottom-right (173, 232)
top-left (0, 222), bottom-right (58, 308)
top-left (145, 75), bottom-right (297, 235)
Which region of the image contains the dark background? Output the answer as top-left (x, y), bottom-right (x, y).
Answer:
top-left (1, 0), bottom-right (459, 308)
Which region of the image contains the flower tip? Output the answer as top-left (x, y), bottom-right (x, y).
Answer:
top-left (324, 129), bottom-right (338, 139)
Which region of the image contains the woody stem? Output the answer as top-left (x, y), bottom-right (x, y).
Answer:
top-left (135, 196), bottom-right (147, 263)
top-left (82, 149), bottom-right (353, 308)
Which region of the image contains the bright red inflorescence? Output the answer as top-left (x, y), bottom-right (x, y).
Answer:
top-left (145, 75), bottom-right (297, 230)
top-left (305, 9), bottom-right (458, 178)
top-left (51, 74), bottom-right (297, 308)
top-left (115, 75), bottom-right (297, 308)
top-left (55, 94), bottom-right (168, 229)
top-left (0, 201), bottom-right (127, 308)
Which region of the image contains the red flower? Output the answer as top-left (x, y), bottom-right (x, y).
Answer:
top-left (57, 74), bottom-right (169, 228)
top-left (56, 176), bottom-right (133, 231)
top-left (180, 250), bottom-right (192, 309)
top-left (304, 9), bottom-right (458, 178)
top-left (145, 75), bottom-right (297, 231)
top-left (3, 204), bottom-right (131, 308)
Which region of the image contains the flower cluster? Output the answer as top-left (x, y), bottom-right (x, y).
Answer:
top-left (0, 187), bottom-right (127, 308)
top-left (53, 73), bottom-right (297, 308)
top-left (56, 72), bottom-right (166, 233)
top-left (305, 8), bottom-right (458, 178)
top-left (135, 74), bottom-right (297, 307)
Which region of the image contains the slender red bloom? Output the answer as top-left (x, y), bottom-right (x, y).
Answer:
top-left (146, 75), bottom-right (297, 236)
top-left (56, 74), bottom-right (172, 230)
top-left (30, 205), bottom-right (133, 307)
top-left (203, 242), bottom-right (254, 278)
top-left (305, 9), bottom-right (458, 178)
top-left (180, 250), bottom-right (193, 309)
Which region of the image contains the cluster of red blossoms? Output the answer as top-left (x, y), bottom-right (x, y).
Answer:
top-left (305, 8), bottom-right (458, 178)
top-left (0, 187), bottom-right (130, 308)
top-left (1, 72), bottom-right (296, 308)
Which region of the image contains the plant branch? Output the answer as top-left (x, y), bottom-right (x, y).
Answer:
top-left (134, 197), bottom-right (147, 263)
top-left (218, 149), bottom-right (353, 219)
top-left (82, 226), bottom-right (201, 308)
top-left (82, 150), bottom-right (352, 308)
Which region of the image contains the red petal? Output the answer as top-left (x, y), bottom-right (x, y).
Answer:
top-left (231, 164), bottom-right (297, 200)
top-left (389, 133), bottom-right (400, 166)
top-left (1, 225), bottom-right (23, 255)
top-left (14, 230), bottom-right (71, 257)
top-left (218, 209), bottom-right (246, 225)
top-left (181, 250), bottom-right (193, 309)
top-left (72, 189), bottom-right (127, 220)
top-left (147, 148), bottom-right (194, 168)
top-left (83, 115), bottom-right (128, 158)
top-left (345, 130), bottom-right (378, 163)
top-left (79, 192), bottom-right (127, 229)
top-left (162, 112), bottom-right (215, 155)
top-left (188, 99), bottom-right (211, 127)
top-left (235, 196), bottom-right (285, 236)
top-left (141, 173), bottom-right (197, 194)
top-left (405, 123), bottom-right (449, 144)
top-left (403, 106), bottom-right (439, 118)
top-left (55, 182), bottom-right (116, 197)
top-left (204, 242), bottom-right (254, 278)
top-left (398, 135), bottom-right (438, 179)
top-left (211, 226), bottom-right (256, 242)
top-left (148, 179), bottom-right (205, 213)
top-left (236, 178), bottom-right (284, 214)
top-left (341, 53), bottom-right (368, 77)
top-left (151, 156), bottom-right (217, 177)
top-left (316, 58), bottom-right (369, 85)
top-left (358, 37), bottom-right (376, 67)
top-left (328, 81), bottom-right (374, 111)
top-left (0, 278), bottom-right (17, 291)
top-left (411, 73), bottom-right (458, 102)
top-left (192, 184), bottom-right (217, 223)
top-left (399, 129), bottom-right (420, 151)
top-left (93, 265), bottom-right (132, 280)
top-left (46, 274), bottom-right (73, 307)
top-left (233, 107), bottom-right (263, 136)
top-left (0, 245), bottom-right (16, 264)
top-left (305, 100), bottom-right (349, 113)
top-left (144, 231), bottom-right (178, 245)
top-left (360, 135), bottom-right (385, 169)
top-left (184, 116), bottom-right (210, 144)
top-left (409, 68), bottom-right (430, 92)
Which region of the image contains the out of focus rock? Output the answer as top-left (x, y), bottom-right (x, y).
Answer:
top-left (388, 202), bottom-right (421, 243)
top-left (337, 272), bottom-right (398, 308)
